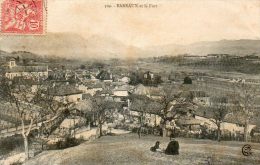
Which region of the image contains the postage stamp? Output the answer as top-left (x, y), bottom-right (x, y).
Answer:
top-left (0, 0), bottom-right (46, 35)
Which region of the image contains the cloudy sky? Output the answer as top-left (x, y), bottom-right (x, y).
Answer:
top-left (46, 0), bottom-right (260, 47)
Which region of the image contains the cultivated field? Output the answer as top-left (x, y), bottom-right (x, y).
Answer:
top-left (24, 133), bottom-right (260, 165)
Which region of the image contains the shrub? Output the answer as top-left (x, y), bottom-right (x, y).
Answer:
top-left (50, 135), bottom-right (86, 150)
top-left (56, 137), bottom-right (78, 149)
top-left (0, 134), bottom-right (24, 156)
top-left (183, 76), bottom-right (192, 84)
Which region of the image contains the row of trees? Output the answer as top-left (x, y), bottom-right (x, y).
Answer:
top-left (130, 84), bottom-right (197, 137)
top-left (129, 82), bottom-right (258, 142)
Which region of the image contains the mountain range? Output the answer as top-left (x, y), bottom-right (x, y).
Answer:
top-left (0, 33), bottom-right (259, 60)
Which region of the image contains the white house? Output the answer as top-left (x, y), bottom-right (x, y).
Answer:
top-left (77, 84), bottom-right (89, 93)
top-left (119, 77), bottom-right (130, 83)
top-left (54, 93), bottom-right (83, 103)
top-left (49, 85), bottom-right (83, 103)
top-left (85, 83), bottom-right (103, 96)
top-left (113, 86), bottom-right (129, 97)
top-left (195, 115), bottom-right (256, 134)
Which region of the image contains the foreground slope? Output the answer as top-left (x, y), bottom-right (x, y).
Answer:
top-left (24, 133), bottom-right (260, 165)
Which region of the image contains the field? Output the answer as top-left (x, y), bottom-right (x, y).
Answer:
top-left (24, 133), bottom-right (260, 165)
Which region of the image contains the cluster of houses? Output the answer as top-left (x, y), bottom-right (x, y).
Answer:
top-left (0, 57), bottom-right (259, 141)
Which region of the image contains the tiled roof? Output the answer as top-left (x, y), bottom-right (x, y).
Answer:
top-left (49, 85), bottom-right (83, 96)
top-left (130, 97), bottom-right (163, 115)
top-left (87, 83), bottom-right (103, 89)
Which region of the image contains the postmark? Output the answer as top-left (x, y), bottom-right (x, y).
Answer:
top-left (0, 0), bottom-right (46, 34)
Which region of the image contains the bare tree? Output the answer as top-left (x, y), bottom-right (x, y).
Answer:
top-left (0, 78), bottom-right (75, 157)
top-left (32, 83), bottom-right (75, 138)
top-left (157, 85), bottom-right (197, 137)
top-left (92, 96), bottom-right (121, 137)
top-left (209, 96), bottom-right (229, 142)
top-left (231, 82), bottom-right (258, 142)
top-left (129, 94), bottom-right (160, 138)
top-left (0, 78), bottom-right (41, 159)
top-left (129, 94), bottom-right (156, 126)
top-left (120, 107), bottom-right (129, 123)
top-left (129, 85), bottom-right (196, 137)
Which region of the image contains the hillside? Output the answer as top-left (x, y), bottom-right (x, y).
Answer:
top-left (24, 134), bottom-right (260, 165)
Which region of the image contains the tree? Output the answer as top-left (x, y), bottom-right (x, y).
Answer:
top-left (32, 83), bottom-right (76, 138)
top-left (183, 76), bottom-right (192, 84)
top-left (129, 72), bottom-right (143, 85)
top-left (129, 94), bottom-right (154, 125)
top-left (92, 96), bottom-right (121, 137)
top-left (129, 94), bottom-right (162, 138)
top-left (80, 64), bottom-right (86, 70)
top-left (0, 78), bottom-right (76, 157)
top-left (118, 105), bottom-right (130, 123)
top-left (157, 84), bottom-right (197, 137)
top-left (209, 96), bottom-right (229, 142)
top-left (0, 78), bottom-right (41, 159)
top-left (130, 84), bottom-right (197, 137)
top-left (231, 82), bottom-right (258, 142)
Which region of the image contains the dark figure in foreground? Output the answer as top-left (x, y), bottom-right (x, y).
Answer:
top-left (165, 139), bottom-right (179, 155)
top-left (150, 141), bottom-right (161, 152)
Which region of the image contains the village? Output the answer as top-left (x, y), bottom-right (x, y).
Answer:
top-left (0, 52), bottom-right (260, 164)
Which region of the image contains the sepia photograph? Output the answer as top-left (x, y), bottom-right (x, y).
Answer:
top-left (0, 0), bottom-right (260, 164)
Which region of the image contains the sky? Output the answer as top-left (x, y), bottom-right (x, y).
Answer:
top-left (46, 0), bottom-right (260, 47)
top-left (47, 0), bottom-right (260, 47)
top-left (0, 0), bottom-right (259, 59)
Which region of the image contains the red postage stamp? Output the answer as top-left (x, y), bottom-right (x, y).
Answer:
top-left (1, 0), bottom-right (46, 34)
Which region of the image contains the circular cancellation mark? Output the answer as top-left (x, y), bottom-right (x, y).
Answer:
top-left (242, 144), bottom-right (252, 156)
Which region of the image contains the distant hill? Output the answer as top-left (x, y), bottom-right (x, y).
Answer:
top-left (0, 50), bottom-right (51, 60)
top-left (144, 39), bottom-right (260, 57)
top-left (0, 33), bottom-right (142, 60)
top-left (184, 39), bottom-right (260, 56)
top-left (0, 32), bottom-right (259, 59)
top-left (0, 50), bottom-right (11, 57)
